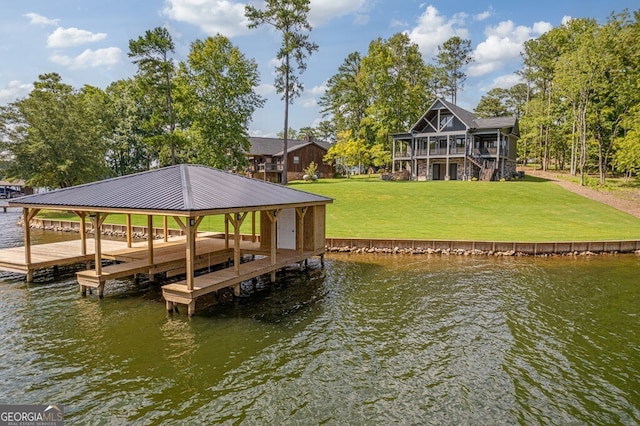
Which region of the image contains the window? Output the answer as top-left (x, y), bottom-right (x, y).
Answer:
top-left (293, 156), bottom-right (300, 164)
top-left (440, 115), bottom-right (453, 129)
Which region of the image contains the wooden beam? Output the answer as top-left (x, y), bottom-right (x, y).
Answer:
top-left (90, 212), bottom-right (108, 277)
top-left (227, 212), bottom-right (248, 275)
top-left (265, 209), bottom-right (280, 281)
top-left (126, 213), bottom-right (132, 248)
top-left (147, 214), bottom-right (154, 267)
top-left (74, 211), bottom-right (87, 256)
top-left (23, 208), bottom-right (32, 281)
top-left (296, 207), bottom-right (307, 254)
top-left (252, 211), bottom-right (256, 242)
top-left (185, 217), bottom-right (200, 291)
top-left (224, 216), bottom-right (229, 249)
top-left (163, 216), bottom-right (169, 242)
top-left (174, 216), bottom-right (186, 233)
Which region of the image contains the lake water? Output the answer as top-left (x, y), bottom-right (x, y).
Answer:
top-left (0, 208), bottom-right (639, 424)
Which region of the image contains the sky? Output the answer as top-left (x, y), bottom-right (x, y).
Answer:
top-left (1, 0), bottom-right (637, 138)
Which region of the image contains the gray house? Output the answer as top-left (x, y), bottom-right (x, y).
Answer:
top-left (392, 98), bottom-right (519, 181)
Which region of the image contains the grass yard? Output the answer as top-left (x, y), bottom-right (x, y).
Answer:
top-left (288, 174), bottom-right (640, 241)
top-left (36, 174), bottom-right (640, 242)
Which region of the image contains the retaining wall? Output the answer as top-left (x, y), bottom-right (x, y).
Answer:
top-left (28, 219), bottom-right (640, 255)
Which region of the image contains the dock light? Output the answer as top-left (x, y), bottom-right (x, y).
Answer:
top-left (189, 218), bottom-right (196, 226)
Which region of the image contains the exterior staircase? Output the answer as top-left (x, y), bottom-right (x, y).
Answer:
top-left (467, 155), bottom-right (497, 181)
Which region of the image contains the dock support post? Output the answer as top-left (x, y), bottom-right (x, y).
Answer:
top-left (233, 284), bottom-right (241, 297)
top-left (188, 301), bottom-right (195, 317)
top-left (166, 300), bottom-right (174, 312)
top-left (26, 270), bottom-right (34, 283)
top-left (81, 285), bottom-right (87, 296)
top-left (98, 283), bottom-right (105, 298)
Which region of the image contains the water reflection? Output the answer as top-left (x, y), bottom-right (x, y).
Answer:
top-left (0, 210), bottom-right (639, 424)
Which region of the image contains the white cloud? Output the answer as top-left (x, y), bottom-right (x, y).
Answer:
top-left (307, 82), bottom-right (327, 96)
top-left (408, 5), bottom-right (470, 59)
top-left (353, 13), bottom-right (370, 26)
top-left (162, 0), bottom-right (251, 38)
top-left (467, 20), bottom-right (552, 77)
top-left (302, 97), bottom-right (317, 108)
top-left (255, 83), bottom-right (276, 96)
top-left (0, 81), bottom-right (33, 103)
top-left (300, 82), bottom-right (327, 108)
top-left (533, 21), bottom-right (553, 34)
top-left (47, 27), bottom-right (107, 48)
top-left (49, 47), bottom-right (122, 69)
top-left (248, 128), bottom-right (278, 138)
top-left (474, 10), bottom-right (492, 21)
top-left (308, 0), bottom-right (367, 26)
top-left (24, 13), bottom-right (59, 26)
top-left (390, 19), bottom-right (408, 28)
top-left (490, 73), bottom-right (522, 90)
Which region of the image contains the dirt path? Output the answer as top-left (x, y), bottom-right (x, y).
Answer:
top-left (525, 169), bottom-right (640, 219)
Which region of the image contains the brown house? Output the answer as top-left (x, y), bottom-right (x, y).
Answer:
top-left (245, 137), bottom-right (334, 183)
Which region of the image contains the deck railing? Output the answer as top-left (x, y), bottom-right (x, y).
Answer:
top-left (257, 163), bottom-right (283, 172)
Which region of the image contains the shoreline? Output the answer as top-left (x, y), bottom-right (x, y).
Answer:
top-left (25, 219), bottom-right (640, 257)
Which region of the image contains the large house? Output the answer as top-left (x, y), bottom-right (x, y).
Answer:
top-left (392, 98), bottom-right (519, 181)
top-left (245, 136), bottom-right (334, 182)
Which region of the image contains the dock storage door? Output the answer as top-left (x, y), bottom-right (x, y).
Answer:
top-left (277, 208), bottom-right (296, 249)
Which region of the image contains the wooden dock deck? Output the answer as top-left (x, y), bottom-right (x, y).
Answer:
top-left (76, 235), bottom-right (263, 296)
top-left (0, 239), bottom-right (128, 276)
top-left (162, 247), bottom-right (325, 316)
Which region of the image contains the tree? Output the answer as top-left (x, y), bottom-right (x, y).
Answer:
top-left (181, 35), bottom-right (265, 170)
top-left (128, 27), bottom-right (179, 166)
top-left (319, 52), bottom-right (368, 138)
top-left (475, 88), bottom-right (510, 118)
top-left (435, 36), bottom-right (474, 104)
top-left (105, 78), bottom-right (155, 176)
top-left (246, 0), bottom-right (319, 184)
top-left (613, 107), bottom-right (640, 179)
top-left (361, 33), bottom-right (437, 148)
top-left (323, 129), bottom-right (369, 177)
top-left (475, 85), bottom-right (529, 118)
top-left (0, 73), bottom-right (108, 188)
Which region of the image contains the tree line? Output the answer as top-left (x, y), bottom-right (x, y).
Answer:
top-left (481, 9), bottom-right (640, 184)
top-left (2, 4), bottom-right (637, 188)
top-left (0, 30), bottom-right (265, 189)
top-left (1, 0), bottom-right (318, 188)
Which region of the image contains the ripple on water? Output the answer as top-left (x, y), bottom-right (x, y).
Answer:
top-left (1, 217), bottom-right (639, 425)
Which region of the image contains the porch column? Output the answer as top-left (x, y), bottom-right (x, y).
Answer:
top-left (445, 135), bottom-right (450, 180)
top-left (392, 138), bottom-right (396, 173)
top-left (496, 130), bottom-right (501, 179)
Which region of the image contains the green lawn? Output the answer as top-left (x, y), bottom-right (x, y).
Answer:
top-left (36, 174), bottom-right (640, 242)
top-left (287, 175), bottom-right (640, 241)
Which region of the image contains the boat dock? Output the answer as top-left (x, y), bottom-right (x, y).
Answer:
top-left (3, 165), bottom-right (332, 316)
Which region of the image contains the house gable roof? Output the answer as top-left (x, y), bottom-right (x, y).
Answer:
top-left (247, 137), bottom-right (330, 157)
top-left (9, 164), bottom-right (332, 215)
top-left (407, 97), bottom-right (517, 135)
